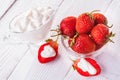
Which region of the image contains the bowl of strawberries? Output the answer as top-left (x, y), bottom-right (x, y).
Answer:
top-left (59, 10), bottom-right (114, 59)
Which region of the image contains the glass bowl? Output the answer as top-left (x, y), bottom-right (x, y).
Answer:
top-left (8, 6), bottom-right (56, 43)
top-left (59, 36), bottom-right (108, 60)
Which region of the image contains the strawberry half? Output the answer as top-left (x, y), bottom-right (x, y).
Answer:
top-left (38, 39), bottom-right (58, 63)
top-left (60, 16), bottom-right (76, 38)
top-left (73, 58), bottom-right (101, 77)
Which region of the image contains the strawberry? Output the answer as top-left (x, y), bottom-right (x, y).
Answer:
top-left (60, 16), bottom-right (76, 38)
top-left (91, 24), bottom-right (109, 46)
top-left (76, 13), bottom-right (94, 34)
top-left (73, 58), bottom-right (101, 77)
top-left (38, 39), bottom-right (58, 63)
top-left (92, 13), bottom-right (107, 25)
top-left (69, 34), bottom-right (96, 53)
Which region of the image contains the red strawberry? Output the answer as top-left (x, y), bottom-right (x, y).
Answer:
top-left (91, 24), bottom-right (109, 46)
top-left (69, 34), bottom-right (96, 53)
top-left (38, 39), bottom-right (58, 63)
top-left (76, 13), bottom-right (94, 34)
top-left (73, 58), bottom-right (101, 77)
top-left (92, 13), bottom-right (107, 25)
top-left (60, 16), bottom-right (76, 38)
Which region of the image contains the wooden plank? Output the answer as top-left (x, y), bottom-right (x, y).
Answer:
top-left (1, 0), bottom-right (120, 80)
top-left (0, 44), bottom-right (29, 80)
top-left (8, 48), bottom-right (72, 80)
top-left (0, 0), bottom-right (17, 20)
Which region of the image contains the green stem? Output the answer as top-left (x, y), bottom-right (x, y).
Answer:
top-left (90, 10), bottom-right (100, 14)
top-left (51, 33), bottom-right (61, 37)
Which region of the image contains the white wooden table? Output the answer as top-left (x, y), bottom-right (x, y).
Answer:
top-left (0, 0), bottom-right (120, 80)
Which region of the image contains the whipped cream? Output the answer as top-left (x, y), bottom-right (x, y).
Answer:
top-left (41, 45), bottom-right (56, 58)
top-left (10, 6), bottom-right (54, 32)
top-left (77, 58), bottom-right (97, 75)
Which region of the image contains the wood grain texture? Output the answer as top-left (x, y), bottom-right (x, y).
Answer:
top-left (0, 0), bottom-right (120, 80)
top-left (0, 44), bottom-right (29, 80)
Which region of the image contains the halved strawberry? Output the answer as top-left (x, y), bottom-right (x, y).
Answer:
top-left (73, 58), bottom-right (101, 77)
top-left (38, 39), bottom-right (58, 63)
top-left (60, 16), bottom-right (76, 38)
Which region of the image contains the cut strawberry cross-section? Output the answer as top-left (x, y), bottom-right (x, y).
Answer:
top-left (73, 58), bottom-right (101, 77)
top-left (38, 39), bottom-right (58, 63)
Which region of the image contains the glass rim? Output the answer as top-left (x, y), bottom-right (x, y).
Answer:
top-left (9, 7), bottom-right (56, 34)
top-left (60, 36), bottom-right (108, 58)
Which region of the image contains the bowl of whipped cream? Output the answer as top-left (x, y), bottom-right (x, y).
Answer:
top-left (9, 6), bottom-right (55, 43)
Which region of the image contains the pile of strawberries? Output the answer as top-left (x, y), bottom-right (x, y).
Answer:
top-left (60, 10), bottom-right (114, 54)
top-left (37, 10), bottom-right (115, 77)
